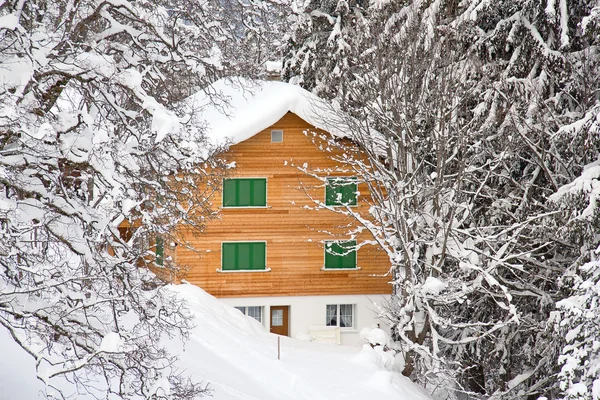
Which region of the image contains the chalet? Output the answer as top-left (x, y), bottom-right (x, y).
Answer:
top-left (166, 78), bottom-right (392, 345)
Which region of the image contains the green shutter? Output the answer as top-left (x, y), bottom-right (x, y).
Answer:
top-left (223, 179), bottom-right (237, 206)
top-left (237, 242), bottom-right (251, 270)
top-left (222, 242), bottom-right (266, 270)
top-left (341, 241), bottom-right (356, 268)
top-left (251, 242), bottom-right (266, 270)
top-left (223, 178), bottom-right (267, 207)
top-left (155, 236), bottom-right (164, 266)
top-left (222, 243), bottom-right (237, 270)
top-left (325, 240), bottom-right (356, 269)
top-left (252, 179), bottom-right (267, 206)
top-left (325, 178), bottom-right (357, 206)
top-left (341, 183), bottom-right (357, 206)
top-left (325, 182), bottom-right (338, 206)
top-left (238, 179), bottom-right (252, 206)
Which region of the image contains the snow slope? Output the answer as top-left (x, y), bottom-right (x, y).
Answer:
top-left (171, 283), bottom-right (431, 400)
top-left (0, 283), bottom-right (431, 400)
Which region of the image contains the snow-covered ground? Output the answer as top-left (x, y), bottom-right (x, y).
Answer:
top-left (0, 283), bottom-right (431, 400)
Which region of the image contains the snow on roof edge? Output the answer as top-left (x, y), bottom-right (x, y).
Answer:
top-left (183, 77), bottom-right (352, 147)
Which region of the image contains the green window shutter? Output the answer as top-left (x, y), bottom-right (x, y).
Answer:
top-left (341, 182), bottom-right (358, 206)
top-left (223, 179), bottom-right (237, 206)
top-left (223, 178), bottom-right (267, 207)
top-left (251, 242), bottom-right (266, 270)
top-left (325, 177), bottom-right (357, 206)
top-left (324, 240), bottom-right (356, 269)
top-left (238, 179), bottom-right (252, 206)
top-left (341, 241), bottom-right (357, 268)
top-left (237, 242), bottom-right (251, 270)
top-left (325, 182), bottom-right (337, 206)
top-left (222, 243), bottom-right (237, 270)
top-left (222, 242), bottom-right (266, 270)
top-left (155, 236), bottom-right (164, 266)
top-left (252, 179), bottom-right (267, 206)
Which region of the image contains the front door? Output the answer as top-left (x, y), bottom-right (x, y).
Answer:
top-left (270, 306), bottom-right (289, 336)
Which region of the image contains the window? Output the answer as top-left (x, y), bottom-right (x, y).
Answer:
top-left (271, 309), bottom-right (283, 326)
top-left (155, 236), bottom-right (164, 266)
top-left (324, 240), bottom-right (357, 269)
top-left (325, 177), bottom-right (358, 206)
top-left (271, 130), bottom-right (283, 143)
top-left (223, 178), bottom-right (267, 207)
top-left (326, 304), bottom-right (354, 328)
top-left (222, 242), bottom-right (266, 271)
top-left (235, 306), bottom-right (263, 323)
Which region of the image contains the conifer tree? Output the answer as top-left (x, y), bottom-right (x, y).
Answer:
top-left (284, 0), bottom-right (600, 397)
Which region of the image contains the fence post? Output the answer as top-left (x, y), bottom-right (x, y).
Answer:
top-left (277, 336), bottom-right (281, 360)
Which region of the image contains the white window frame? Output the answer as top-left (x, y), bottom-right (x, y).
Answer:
top-left (325, 304), bottom-right (355, 329)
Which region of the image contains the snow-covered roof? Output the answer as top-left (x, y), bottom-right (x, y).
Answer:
top-left (183, 77), bottom-right (348, 146)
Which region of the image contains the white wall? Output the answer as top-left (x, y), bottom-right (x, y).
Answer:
top-left (219, 294), bottom-right (392, 346)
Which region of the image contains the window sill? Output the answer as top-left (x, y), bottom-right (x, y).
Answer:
top-left (324, 204), bottom-right (359, 208)
top-left (216, 268), bottom-right (272, 273)
top-left (322, 326), bottom-right (357, 333)
top-left (321, 267), bottom-right (361, 271)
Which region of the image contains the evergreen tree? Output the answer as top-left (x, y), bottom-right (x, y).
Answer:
top-left (283, 0), bottom-right (600, 397)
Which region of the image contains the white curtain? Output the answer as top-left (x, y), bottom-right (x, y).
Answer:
top-left (326, 305), bottom-right (337, 326)
top-left (340, 304), bottom-right (353, 328)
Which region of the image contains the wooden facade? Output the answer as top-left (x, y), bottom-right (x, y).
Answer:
top-left (173, 112), bottom-right (392, 298)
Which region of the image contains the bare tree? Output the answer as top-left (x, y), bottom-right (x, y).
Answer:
top-left (0, 0), bottom-right (282, 398)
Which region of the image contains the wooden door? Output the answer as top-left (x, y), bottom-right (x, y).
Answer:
top-left (270, 306), bottom-right (289, 336)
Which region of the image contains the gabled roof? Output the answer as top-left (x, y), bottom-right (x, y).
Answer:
top-left (183, 77), bottom-right (350, 146)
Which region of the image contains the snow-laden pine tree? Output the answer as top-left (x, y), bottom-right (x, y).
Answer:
top-left (282, 0), bottom-right (367, 98)
top-left (551, 154), bottom-right (600, 398)
top-left (284, 0), bottom-right (600, 398)
top-left (0, 0), bottom-right (281, 398)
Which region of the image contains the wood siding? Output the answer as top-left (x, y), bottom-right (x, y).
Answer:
top-left (177, 112), bottom-right (392, 298)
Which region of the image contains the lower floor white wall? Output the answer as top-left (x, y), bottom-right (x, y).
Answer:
top-left (219, 294), bottom-right (392, 346)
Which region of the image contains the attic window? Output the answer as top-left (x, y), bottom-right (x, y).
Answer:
top-left (271, 130), bottom-right (283, 143)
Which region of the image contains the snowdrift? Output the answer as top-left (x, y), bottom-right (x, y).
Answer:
top-left (0, 283), bottom-right (431, 400)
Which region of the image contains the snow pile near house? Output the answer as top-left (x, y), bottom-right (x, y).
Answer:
top-left (0, 282), bottom-right (431, 400)
top-left (360, 326), bottom-right (390, 347)
top-left (182, 77), bottom-right (353, 146)
top-left (169, 283), bottom-right (431, 400)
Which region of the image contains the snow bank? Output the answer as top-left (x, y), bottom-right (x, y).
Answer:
top-left (182, 77), bottom-right (352, 147)
top-left (360, 326), bottom-right (390, 347)
top-left (168, 283), bottom-right (431, 400)
top-left (0, 282), bottom-right (431, 400)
